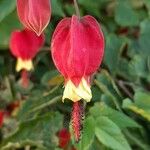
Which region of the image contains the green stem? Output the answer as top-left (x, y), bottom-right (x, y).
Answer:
top-left (73, 0), bottom-right (81, 18)
top-left (43, 85), bottom-right (59, 97)
top-left (29, 95), bottom-right (61, 113)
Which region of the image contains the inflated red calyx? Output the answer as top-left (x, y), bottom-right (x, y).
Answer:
top-left (10, 29), bottom-right (44, 87)
top-left (17, 0), bottom-right (51, 36)
top-left (51, 15), bottom-right (104, 103)
top-left (10, 28), bottom-right (44, 72)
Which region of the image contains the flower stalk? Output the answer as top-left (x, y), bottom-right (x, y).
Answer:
top-left (73, 0), bottom-right (80, 18)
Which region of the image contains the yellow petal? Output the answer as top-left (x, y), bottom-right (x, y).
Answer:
top-left (16, 58), bottom-right (34, 72)
top-left (62, 78), bottom-right (92, 102)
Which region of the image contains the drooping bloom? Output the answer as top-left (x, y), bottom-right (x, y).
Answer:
top-left (51, 15), bottom-right (104, 103)
top-left (10, 29), bottom-right (44, 87)
top-left (58, 128), bottom-right (71, 148)
top-left (17, 0), bottom-right (51, 36)
top-left (51, 15), bottom-right (104, 141)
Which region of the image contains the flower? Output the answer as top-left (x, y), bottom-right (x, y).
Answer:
top-left (17, 0), bottom-right (51, 36)
top-left (9, 29), bottom-right (44, 87)
top-left (51, 15), bottom-right (104, 103)
top-left (58, 128), bottom-right (71, 148)
top-left (10, 29), bottom-right (44, 72)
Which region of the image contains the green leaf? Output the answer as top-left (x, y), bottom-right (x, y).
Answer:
top-left (139, 19), bottom-right (150, 55)
top-left (90, 103), bottom-right (140, 129)
top-left (117, 58), bottom-right (135, 81)
top-left (95, 70), bottom-right (122, 110)
top-left (51, 0), bottom-right (65, 17)
top-left (41, 70), bottom-right (63, 86)
top-left (0, 112), bottom-right (63, 150)
top-left (129, 55), bottom-right (150, 80)
top-left (0, 0), bottom-right (16, 22)
top-left (17, 88), bottom-right (62, 122)
top-left (95, 116), bottom-right (131, 150)
top-left (78, 0), bottom-right (101, 17)
top-left (123, 92), bottom-right (150, 121)
top-left (0, 11), bottom-right (21, 49)
top-left (104, 34), bottom-right (125, 75)
top-left (76, 117), bottom-right (95, 150)
top-left (144, 0), bottom-right (150, 16)
top-left (115, 1), bottom-right (139, 26)
top-left (134, 92), bottom-right (150, 109)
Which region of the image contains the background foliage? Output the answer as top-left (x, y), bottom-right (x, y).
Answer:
top-left (0, 0), bottom-right (150, 150)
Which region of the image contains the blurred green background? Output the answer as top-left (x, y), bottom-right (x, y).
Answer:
top-left (0, 0), bottom-right (150, 150)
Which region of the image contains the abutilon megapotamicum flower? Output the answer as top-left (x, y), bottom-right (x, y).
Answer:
top-left (51, 15), bottom-right (104, 141)
top-left (17, 0), bottom-right (51, 36)
top-left (10, 29), bottom-right (44, 87)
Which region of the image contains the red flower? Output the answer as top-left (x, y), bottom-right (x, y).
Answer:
top-left (51, 15), bottom-right (104, 102)
top-left (10, 29), bottom-right (44, 72)
top-left (17, 0), bottom-right (51, 36)
top-left (58, 128), bottom-right (71, 148)
top-left (10, 29), bottom-right (44, 87)
top-left (0, 111), bottom-right (4, 128)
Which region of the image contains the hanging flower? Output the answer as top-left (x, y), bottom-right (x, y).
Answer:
top-left (51, 15), bottom-right (104, 141)
top-left (58, 128), bottom-right (71, 148)
top-left (10, 29), bottom-right (44, 87)
top-left (51, 15), bottom-right (104, 103)
top-left (17, 0), bottom-right (51, 36)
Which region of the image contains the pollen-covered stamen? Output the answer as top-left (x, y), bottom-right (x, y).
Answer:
top-left (71, 101), bottom-right (84, 142)
top-left (21, 69), bottom-right (29, 88)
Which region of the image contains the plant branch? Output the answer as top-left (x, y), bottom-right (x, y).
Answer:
top-left (29, 95), bottom-right (61, 113)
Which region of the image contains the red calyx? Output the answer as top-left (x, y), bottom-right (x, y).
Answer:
top-left (10, 29), bottom-right (45, 60)
top-left (17, 0), bottom-right (51, 36)
top-left (51, 15), bottom-right (104, 86)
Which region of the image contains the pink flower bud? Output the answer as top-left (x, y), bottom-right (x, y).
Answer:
top-left (51, 15), bottom-right (104, 102)
top-left (17, 0), bottom-right (51, 36)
